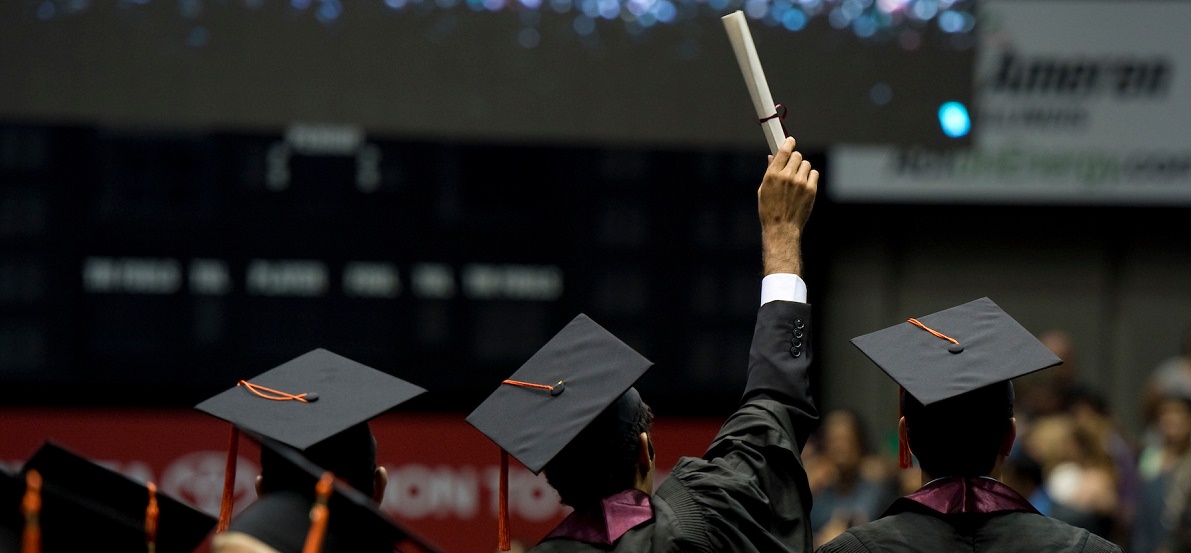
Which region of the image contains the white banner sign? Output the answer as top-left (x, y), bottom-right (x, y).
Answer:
top-left (831, 1), bottom-right (1191, 204)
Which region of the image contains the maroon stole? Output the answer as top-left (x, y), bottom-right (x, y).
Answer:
top-left (544, 489), bottom-right (654, 546)
top-left (889, 476), bottom-right (1039, 516)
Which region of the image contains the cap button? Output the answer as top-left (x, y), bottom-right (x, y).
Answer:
top-left (948, 344), bottom-right (964, 354)
top-left (550, 381), bottom-right (566, 396)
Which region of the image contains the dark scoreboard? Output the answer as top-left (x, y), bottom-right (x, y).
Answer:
top-left (0, 123), bottom-right (804, 414)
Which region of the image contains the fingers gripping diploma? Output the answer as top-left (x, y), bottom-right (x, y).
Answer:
top-left (759, 136), bottom-right (818, 276)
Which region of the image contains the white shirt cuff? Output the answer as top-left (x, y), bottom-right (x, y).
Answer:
top-left (760, 273), bottom-right (807, 305)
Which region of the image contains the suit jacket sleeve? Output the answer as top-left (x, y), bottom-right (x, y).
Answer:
top-left (740, 299), bottom-right (817, 449)
top-left (659, 300), bottom-right (816, 553)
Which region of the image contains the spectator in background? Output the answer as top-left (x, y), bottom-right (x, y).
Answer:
top-left (1131, 327), bottom-right (1191, 553)
top-left (1144, 328), bottom-right (1191, 442)
top-left (994, 328), bottom-right (1127, 541)
top-left (1002, 448), bottom-right (1049, 514)
top-left (810, 410), bottom-right (896, 548)
top-left (1014, 329), bottom-right (1131, 543)
top-left (1017, 330), bottom-right (1088, 419)
top-left (1069, 390), bottom-right (1138, 545)
top-left (1030, 415), bottom-right (1118, 541)
top-left (1135, 392), bottom-right (1191, 553)
top-left (1159, 451), bottom-right (1191, 553)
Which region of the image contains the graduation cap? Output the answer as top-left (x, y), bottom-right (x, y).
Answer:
top-left (19, 441), bottom-right (216, 553)
top-left (194, 348), bottom-right (427, 531)
top-left (467, 314), bottom-right (653, 550)
top-left (221, 437), bottom-right (442, 553)
top-left (850, 297), bottom-right (1062, 467)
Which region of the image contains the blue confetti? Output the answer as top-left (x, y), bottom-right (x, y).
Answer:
top-left (32, 0), bottom-right (975, 48)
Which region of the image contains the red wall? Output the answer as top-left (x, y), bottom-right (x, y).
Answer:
top-left (0, 408), bottom-right (724, 553)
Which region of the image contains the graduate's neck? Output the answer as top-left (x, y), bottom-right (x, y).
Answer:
top-left (634, 479), bottom-right (652, 496)
top-left (914, 418), bottom-right (1017, 488)
top-left (918, 458), bottom-right (1005, 488)
top-left (634, 461), bottom-right (655, 496)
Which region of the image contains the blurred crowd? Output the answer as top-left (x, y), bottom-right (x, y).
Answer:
top-left (805, 328), bottom-right (1191, 553)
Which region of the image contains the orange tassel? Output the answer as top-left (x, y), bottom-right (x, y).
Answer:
top-left (301, 472), bottom-right (335, 553)
top-left (21, 470), bottom-right (41, 553)
top-left (498, 450), bottom-right (510, 551)
top-left (238, 380), bottom-right (314, 402)
top-left (145, 482), bottom-right (160, 553)
top-left (217, 426), bottom-right (240, 533)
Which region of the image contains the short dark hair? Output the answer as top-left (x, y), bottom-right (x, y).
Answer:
top-left (902, 383), bottom-right (1013, 478)
top-left (544, 395), bottom-right (655, 508)
top-left (259, 422), bottom-right (378, 496)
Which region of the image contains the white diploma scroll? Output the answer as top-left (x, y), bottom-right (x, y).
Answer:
top-left (722, 10), bottom-right (787, 155)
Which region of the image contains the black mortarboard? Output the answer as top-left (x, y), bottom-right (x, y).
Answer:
top-left (194, 348), bottom-right (426, 531)
top-left (466, 314), bottom-right (653, 550)
top-left (467, 314), bottom-right (654, 474)
top-left (851, 297), bottom-right (1062, 407)
top-left (850, 297), bottom-right (1062, 467)
top-left (223, 437), bottom-right (441, 553)
top-left (196, 348), bottom-right (427, 451)
top-left (20, 441), bottom-right (216, 553)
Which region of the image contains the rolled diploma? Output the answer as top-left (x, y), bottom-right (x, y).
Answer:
top-left (722, 10), bottom-right (786, 155)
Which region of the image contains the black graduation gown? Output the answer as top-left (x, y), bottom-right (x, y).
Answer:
top-left (816, 483), bottom-right (1123, 553)
top-left (531, 300), bottom-right (817, 553)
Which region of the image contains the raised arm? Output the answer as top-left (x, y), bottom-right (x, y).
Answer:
top-left (741, 136), bottom-right (820, 449)
top-left (659, 137), bottom-right (818, 552)
top-left (759, 136), bottom-right (818, 277)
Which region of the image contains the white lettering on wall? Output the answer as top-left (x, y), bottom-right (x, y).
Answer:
top-left (190, 259), bottom-right (231, 295)
top-left (383, 465), bottom-right (479, 519)
top-left (356, 144), bottom-right (382, 193)
top-left (95, 459), bottom-right (155, 485)
top-left (78, 258), bottom-right (565, 302)
top-left (462, 264), bottom-right (563, 301)
top-left (411, 263), bottom-right (456, 299)
top-left (162, 452), bottom-right (260, 517)
top-left (344, 262), bottom-right (400, 298)
top-left (83, 257), bottom-right (182, 294)
top-left (246, 260), bottom-right (328, 297)
top-left (285, 124), bottom-right (363, 155)
top-left (484, 466), bottom-right (567, 522)
top-left (266, 143), bottom-right (290, 191)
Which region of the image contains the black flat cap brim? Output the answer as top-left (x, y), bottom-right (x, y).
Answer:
top-left (195, 348), bottom-right (427, 451)
top-left (22, 442), bottom-right (216, 553)
top-left (466, 314), bottom-right (653, 474)
top-left (851, 297), bottom-right (1062, 406)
